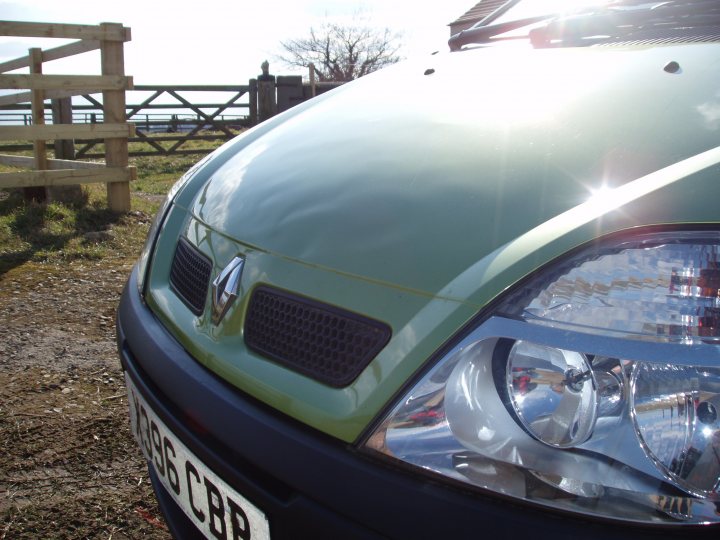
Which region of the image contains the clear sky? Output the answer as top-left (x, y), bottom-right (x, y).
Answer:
top-left (0, 0), bottom-right (476, 84)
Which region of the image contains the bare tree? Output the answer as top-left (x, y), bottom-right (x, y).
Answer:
top-left (278, 22), bottom-right (403, 82)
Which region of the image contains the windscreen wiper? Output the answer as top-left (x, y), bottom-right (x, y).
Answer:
top-left (448, 15), bottom-right (553, 51)
top-left (448, 0), bottom-right (720, 51)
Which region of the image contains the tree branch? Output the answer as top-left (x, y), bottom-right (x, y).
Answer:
top-left (278, 21), bottom-right (403, 82)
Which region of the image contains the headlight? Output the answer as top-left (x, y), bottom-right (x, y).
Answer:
top-left (364, 230), bottom-right (720, 525)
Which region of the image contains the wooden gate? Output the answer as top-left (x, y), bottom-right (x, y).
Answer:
top-left (74, 84), bottom-right (255, 158)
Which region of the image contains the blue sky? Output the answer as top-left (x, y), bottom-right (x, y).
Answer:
top-left (0, 0), bottom-right (476, 84)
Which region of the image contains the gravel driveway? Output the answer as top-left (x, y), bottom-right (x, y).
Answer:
top-left (1, 256), bottom-right (171, 539)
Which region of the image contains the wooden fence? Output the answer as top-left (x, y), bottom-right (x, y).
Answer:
top-left (0, 20), bottom-right (135, 212)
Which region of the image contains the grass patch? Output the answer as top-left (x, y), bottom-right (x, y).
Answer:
top-left (0, 144), bottom-right (225, 275)
top-left (0, 187), bottom-right (153, 274)
top-left (130, 154), bottom-right (202, 194)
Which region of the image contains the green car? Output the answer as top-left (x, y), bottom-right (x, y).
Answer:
top-left (118, 1), bottom-right (720, 538)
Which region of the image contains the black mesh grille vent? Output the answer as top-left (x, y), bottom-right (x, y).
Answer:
top-left (245, 286), bottom-right (392, 388)
top-left (169, 237), bottom-right (212, 315)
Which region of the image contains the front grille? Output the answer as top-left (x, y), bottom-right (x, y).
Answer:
top-left (169, 237), bottom-right (212, 315)
top-left (245, 286), bottom-right (392, 388)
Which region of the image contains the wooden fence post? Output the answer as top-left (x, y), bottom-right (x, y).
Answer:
top-left (100, 22), bottom-right (130, 212)
top-left (50, 96), bottom-right (83, 202)
top-left (309, 63), bottom-right (316, 98)
top-left (257, 61), bottom-right (276, 123)
top-left (249, 78), bottom-right (258, 126)
top-left (26, 47), bottom-right (47, 202)
top-left (52, 98), bottom-right (74, 159)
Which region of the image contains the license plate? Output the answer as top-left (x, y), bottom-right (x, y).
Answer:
top-left (125, 373), bottom-right (271, 540)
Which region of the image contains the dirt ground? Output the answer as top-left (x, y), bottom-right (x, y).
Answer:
top-left (0, 256), bottom-right (171, 539)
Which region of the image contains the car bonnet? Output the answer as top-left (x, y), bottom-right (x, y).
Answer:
top-left (190, 43), bottom-right (720, 300)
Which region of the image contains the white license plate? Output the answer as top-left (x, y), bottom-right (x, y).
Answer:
top-left (125, 373), bottom-right (271, 540)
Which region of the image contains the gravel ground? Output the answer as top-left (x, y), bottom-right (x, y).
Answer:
top-left (0, 258), bottom-right (171, 539)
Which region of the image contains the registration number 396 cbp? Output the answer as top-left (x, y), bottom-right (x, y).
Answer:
top-left (125, 374), bottom-right (270, 540)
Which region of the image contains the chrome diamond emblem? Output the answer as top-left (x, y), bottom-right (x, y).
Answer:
top-left (211, 256), bottom-right (245, 325)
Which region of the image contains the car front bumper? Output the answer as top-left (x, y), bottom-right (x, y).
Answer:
top-left (117, 267), bottom-right (718, 540)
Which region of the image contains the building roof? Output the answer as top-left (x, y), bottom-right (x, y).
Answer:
top-left (449, 0), bottom-right (508, 35)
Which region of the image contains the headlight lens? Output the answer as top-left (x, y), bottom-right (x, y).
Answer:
top-left (365, 230), bottom-right (720, 525)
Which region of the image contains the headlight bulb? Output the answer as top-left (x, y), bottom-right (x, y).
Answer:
top-left (502, 341), bottom-right (598, 448)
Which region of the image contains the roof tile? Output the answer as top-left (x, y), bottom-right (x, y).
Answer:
top-left (451, 0), bottom-right (507, 26)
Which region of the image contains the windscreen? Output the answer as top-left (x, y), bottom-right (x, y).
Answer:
top-left (486, 0), bottom-right (642, 26)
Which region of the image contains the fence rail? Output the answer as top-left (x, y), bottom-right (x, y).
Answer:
top-left (0, 20), bottom-right (135, 211)
top-left (0, 84), bottom-right (255, 158)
